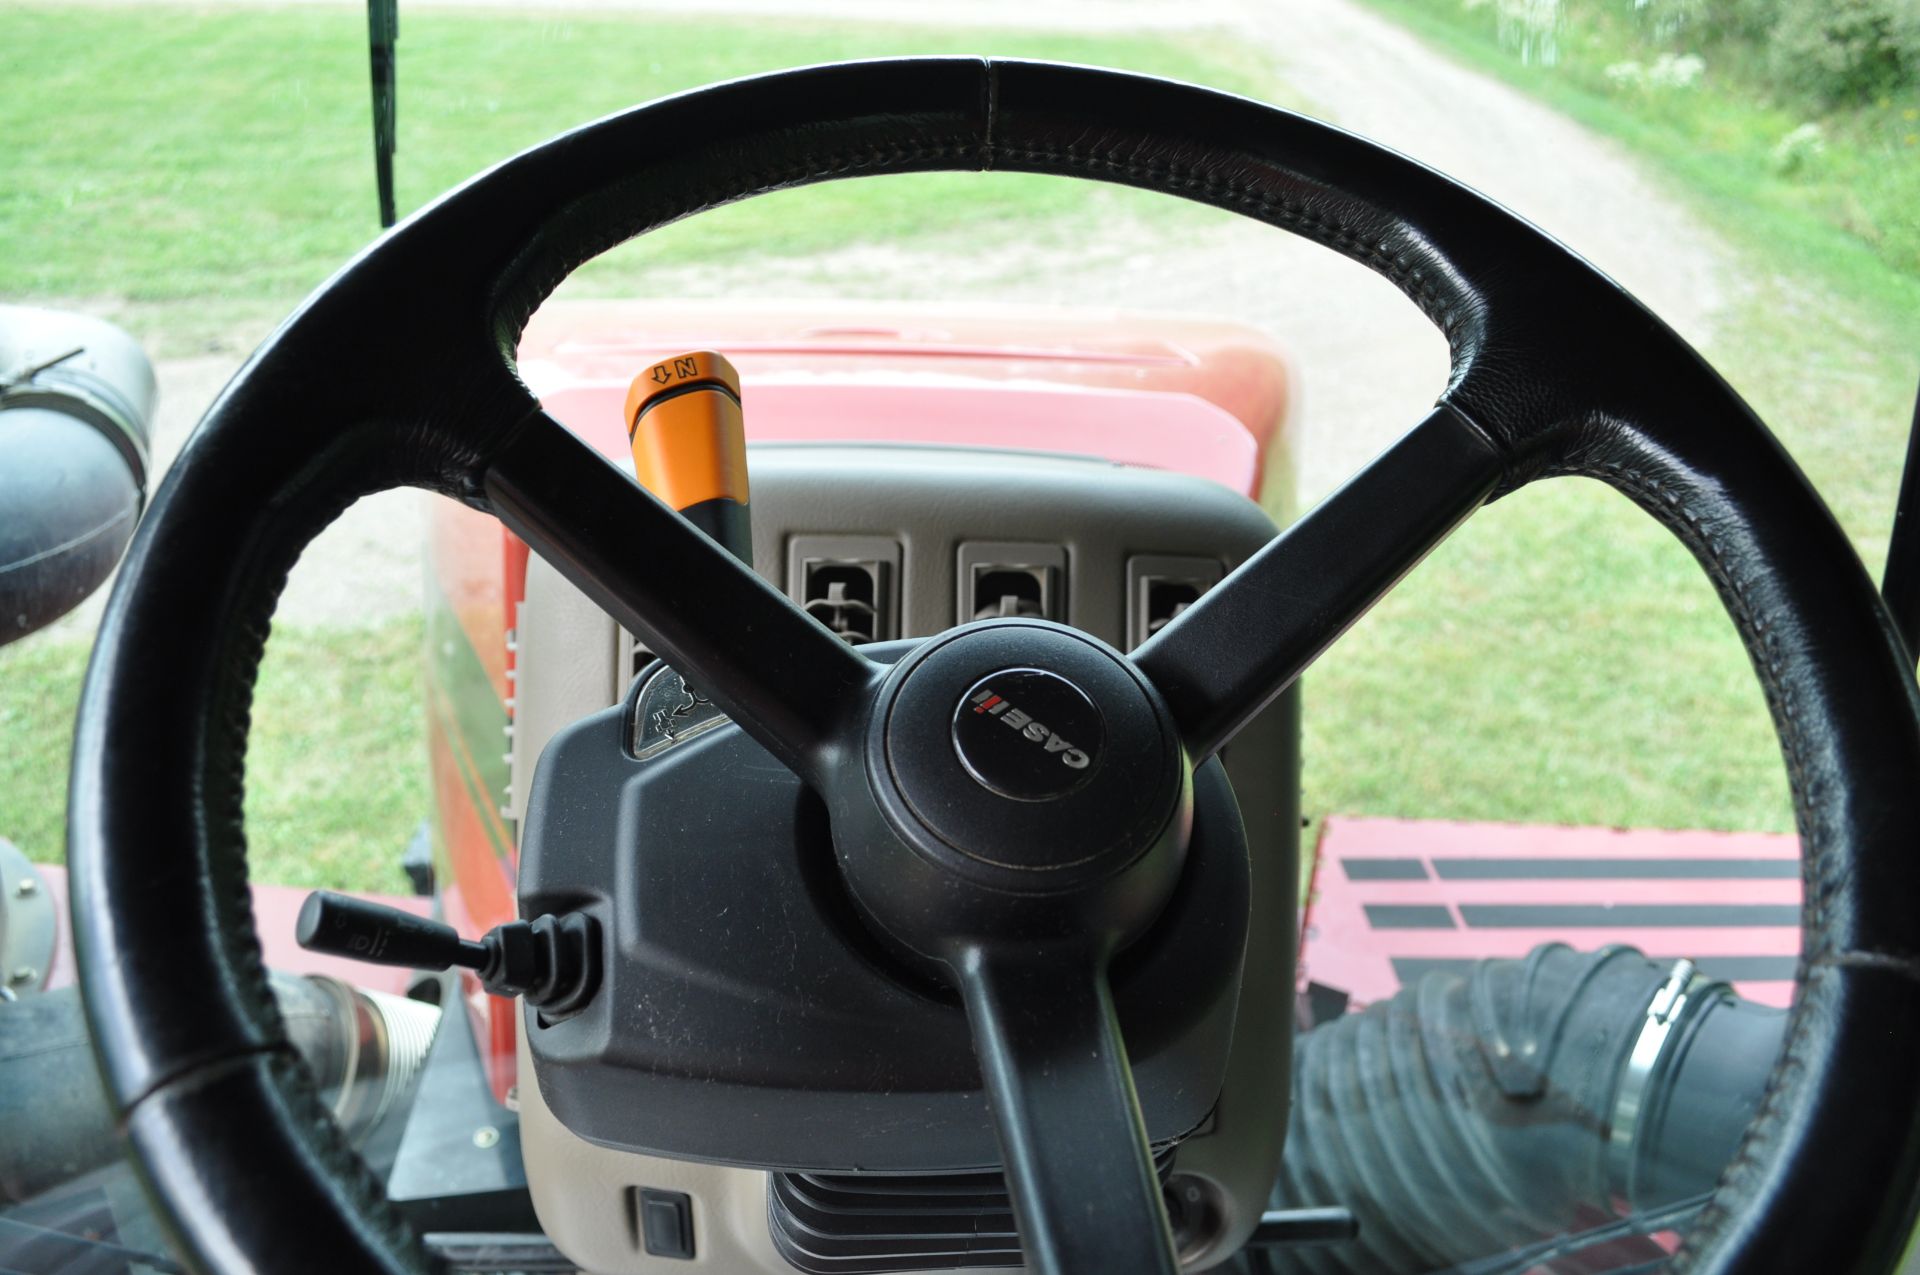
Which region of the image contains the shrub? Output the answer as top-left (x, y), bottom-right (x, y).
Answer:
top-left (1694, 0), bottom-right (1782, 46)
top-left (1766, 0), bottom-right (1917, 105)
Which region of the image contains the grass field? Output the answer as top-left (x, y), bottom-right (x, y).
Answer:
top-left (5, 3), bottom-right (1915, 889)
top-left (1, 5), bottom-right (1277, 347)
top-left (1, 617), bottom-right (429, 892)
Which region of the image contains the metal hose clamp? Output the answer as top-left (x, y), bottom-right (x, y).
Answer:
top-left (1608, 957), bottom-right (1722, 1209)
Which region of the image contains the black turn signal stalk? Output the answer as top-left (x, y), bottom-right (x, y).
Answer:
top-left (296, 890), bottom-right (600, 1016)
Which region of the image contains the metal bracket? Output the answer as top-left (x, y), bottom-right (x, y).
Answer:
top-left (0, 838), bottom-right (55, 998)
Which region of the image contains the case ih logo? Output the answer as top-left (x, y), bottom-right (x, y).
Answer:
top-left (970, 688), bottom-right (1092, 769)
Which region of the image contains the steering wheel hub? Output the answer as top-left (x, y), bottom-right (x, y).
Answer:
top-left (869, 620), bottom-right (1187, 886)
top-left (951, 667), bottom-right (1105, 801)
top-left (803, 619), bottom-right (1198, 992)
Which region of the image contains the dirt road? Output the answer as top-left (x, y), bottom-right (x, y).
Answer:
top-left (85, 0), bottom-right (1736, 631)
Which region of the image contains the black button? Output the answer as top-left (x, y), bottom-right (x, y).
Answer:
top-left (951, 668), bottom-right (1105, 801)
top-left (639, 1188), bottom-right (695, 1260)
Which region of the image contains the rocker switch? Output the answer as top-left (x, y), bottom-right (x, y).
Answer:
top-left (639, 1188), bottom-right (695, 1260)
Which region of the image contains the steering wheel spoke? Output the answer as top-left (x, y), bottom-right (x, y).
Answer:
top-left (482, 409), bottom-right (880, 785)
top-left (1133, 403), bottom-right (1503, 760)
top-left (954, 942), bottom-right (1182, 1275)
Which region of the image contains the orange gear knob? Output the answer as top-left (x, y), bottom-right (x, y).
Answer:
top-left (624, 350), bottom-right (752, 563)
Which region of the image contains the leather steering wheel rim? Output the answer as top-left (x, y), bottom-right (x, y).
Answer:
top-left (69, 58), bottom-right (1920, 1274)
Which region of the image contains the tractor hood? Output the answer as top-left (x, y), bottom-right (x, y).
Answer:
top-left (516, 300), bottom-right (1296, 502)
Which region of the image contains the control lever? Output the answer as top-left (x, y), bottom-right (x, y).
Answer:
top-left (625, 350), bottom-right (753, 565)
top-left (295, 890), bottom-right (600, 1016)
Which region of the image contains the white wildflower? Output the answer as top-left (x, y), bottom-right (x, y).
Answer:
top-left (1606, 53), bottom-right (1704, 91)
top-left (1770, 123), bottom-right (1827, 175)
top-left (1605, 60), bottom-right (1646, 87)
top-left (1648, 52), bottom-right (1706, 88)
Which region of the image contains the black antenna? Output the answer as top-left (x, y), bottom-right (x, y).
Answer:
top-left (368, 0), bottom-right (398, 229)
top-left (1884, 372), bottom-right (1920, 668)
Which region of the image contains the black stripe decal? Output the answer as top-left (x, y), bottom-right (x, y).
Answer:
top-left (1388, 957), bottom-right (1481, 984)
top-left (1391, 955), bottom-right (1799, 985)
top-left (1341, 858), bottom-right (1430, 881)
top-left (1364, 904), bottom-right (1456, 930)
top-left (1430, 857), bottom-right (1798, 880)
top-left (1459, 904), bottom-right (1800, 928)
top-left (1678, 955), bottom-right (1800, 981)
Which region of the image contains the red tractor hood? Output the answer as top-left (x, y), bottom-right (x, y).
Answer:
top-left (517, 300), bottom-right (1295, 501)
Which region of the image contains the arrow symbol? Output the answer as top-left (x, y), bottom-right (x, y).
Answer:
top-left (650, 364), bottom-right (673, 385)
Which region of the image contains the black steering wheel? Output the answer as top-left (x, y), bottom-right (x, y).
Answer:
top-left (69, 59), bottom-right (1920, 1274)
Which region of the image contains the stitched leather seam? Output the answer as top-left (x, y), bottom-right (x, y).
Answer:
top-left (500, 137), bottom-right (983, 344)
top-left (196, 469), bottom-right (435, 1270)
top-left (1539, 459), bottom-right (1819, 906)
top-left (266, 1046), bottom-right (427, 1261)
top-left (981, 63), bottom-right (999, 169)
top-left (1818, 949), bottom-right (1920, 979)
top-left (1694, 945), bottom-right (1920, 1267)
top-left (499, 138), bottom-right (1468, 359)
top-left (1540, 458), bottom-right (1823, 1275)
top-left (992, 143), bottom-right (1466, 343)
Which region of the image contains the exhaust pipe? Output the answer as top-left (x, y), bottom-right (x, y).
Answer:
top-left (0, 304), bottom-right (156, 646)
top-left (1260, 944), bottom-right (1787, 1274)
top-left (0, 972), bottom-right (440, 1204)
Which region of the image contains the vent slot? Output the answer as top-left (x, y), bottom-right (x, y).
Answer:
top-left (1126, 555), bottom-right (1224, 650)
top-left (787, 535), bottom-right (901, 646)
top-left (768, 1153), bottom-right (1174, 1274)
top-left (958, 541), bottom-right (1065, 625)
top-left (1146, 581), bottom-right (1201, 634)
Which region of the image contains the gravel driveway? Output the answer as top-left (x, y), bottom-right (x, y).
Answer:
top-left (83, 0), bottom-right (1735, 631)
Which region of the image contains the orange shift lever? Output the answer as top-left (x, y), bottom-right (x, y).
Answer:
top-left (624, 350), bottom-right (752, 564)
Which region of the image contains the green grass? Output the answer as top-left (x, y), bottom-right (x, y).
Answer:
top-left (0, 617), bottom-right (426, 892)
top-left (0, 638), bottom-right (84, 866)
top-left (1303, 479), bottom-right (1793, 833)
top-left (0, 4), bottom-right (1281, 345)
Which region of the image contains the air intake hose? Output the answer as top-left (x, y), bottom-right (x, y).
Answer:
top-left (0, 972), bottom-right (440, 1203)
top-left (0, 304), bottom-right (155, 646)
top-left (1260, 944), bottom-right (1786, 1274)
